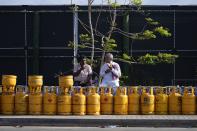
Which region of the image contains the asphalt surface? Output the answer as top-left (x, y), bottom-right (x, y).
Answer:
top-left (0, 115), bottom-right (197, 127)
top-left (1, 127), bottom-right (197, 131)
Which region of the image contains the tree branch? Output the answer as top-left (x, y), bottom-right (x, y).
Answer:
top-left (78, 18), bottom-right (91, 34)
top-left (78, 18), bottom-right (104, 37)
top-left (78, 44), bottom-right (104, 51)
top-left (88, 0), bottom-right (95, 66)
top-left (95, 0), bottom-right (103, 36)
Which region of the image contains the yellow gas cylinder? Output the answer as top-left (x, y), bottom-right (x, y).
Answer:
top-left (100, 87), bottom-right (113, 115)
top-left (1, 92), bottom-right (14, 115)
top-left (57, 87), bottom-right (72, 115)
top-left (87, 87), bottom-right (100, 115)
top-left (43, 86), bottom-right (57, 115)
top-left (2, 75), bottom-right (17, 93)
top-left (0, 85), bottom-right (2, 93)
top-left (128, 86), bottom-right (140, 115)
top-left (114, 87), bottom-right (128, 115)
top-left (72, 87), bottom-right (86, 115)
top-left (15, 85), bottom-right (28, 115)
top-left (155, 87), bottom-right (168, 115)
top-left (29, 93), bottom-right (42, 115)
top-left (169, 87), bottom-right (182, 115)
top-left (28, 75), bottom-right (43, 115)
top-left (182, 87), bottom-right (196, 115)
top-left (141, 87), bottom-right (155, 115)
top-left (28, 75), bottom-right (43, 88)
top-left (0, 94), bottom-right (2, 114)
top-left (1, 75), bottom-right (16, 115)
top-left (28, 75), bottom-right (43, 97)
top-left (59, 75), bottom-right (73, 89)
top-left (0, 85), bottom-right (2, 113)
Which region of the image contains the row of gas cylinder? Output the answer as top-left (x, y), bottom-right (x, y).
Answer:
top-left (0, 85), bottom-right (197, 115)
top-left (0, 75), bottom-right (196, 115)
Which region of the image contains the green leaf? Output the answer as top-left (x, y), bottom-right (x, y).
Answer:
top-left (157, 53), bottom-right (178, 64)
top-left (110, 44), bottom-right (117, 48)
top-left (154, 26), bottom-right (172, 37)
top-left (67, 41), bottom-right (74, 48)
top-left (138, 53), bottom-right (178, 65)
top-left (104, 38), bottom-right (117, 52)
top-left (122, 53), bottom-right (131, 60)
top-left (143, 30), bottom-right (156, 39)
top-left (145, 17), bottom-right (159, 25)
top-left (111, 2), bottom-right (120, 8)
top-left (80, 34), bottom-right (92, 43)
top-left (107, 0), bottom-right (121, 8)
top-left (138, 53), bottom-right (158, 65)
top-left (133, 30), bottom-right (157, 40)
top-left (78, 44), bottom-right (87, 48)
top-left (132, 0), bottom-right (142, 6)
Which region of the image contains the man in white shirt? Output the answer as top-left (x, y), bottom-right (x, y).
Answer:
top-left (73, 56), bottom-right (92, 86)
top-left (99, 53), bottom-right (121, 92)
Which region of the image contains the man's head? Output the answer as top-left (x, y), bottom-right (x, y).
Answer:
top-left (78, 55), bottom-right (87, 66)
top-left (105, 53), bottom-right (113, 63)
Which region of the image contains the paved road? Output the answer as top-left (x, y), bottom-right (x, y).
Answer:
top-left (1, 115), bottom-right (197, 127)
top-left (0, 127), bottom-right (197, 131)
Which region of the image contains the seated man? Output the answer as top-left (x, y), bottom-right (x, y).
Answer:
top-left (73, 56), bottom-right (92, 87)
top-left (99, 53), bottom-right (121, 92)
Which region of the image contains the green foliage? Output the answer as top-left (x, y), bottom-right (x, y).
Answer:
top-left (68, 41), bottom-right (87, 49)
top-left (145, 17), bottom-right (160, 25)
top-left (154, 26), bottom-right (172, 37)
top-left (78, 44), bottom-right (87, 48)
top-left (132, 0), bottom-right (142, 6)
top-left (107, 0), bottom-right (121, 8)
top-left (138, 53), bottom-right (158, 65)
top-left (111, 2), bottom-right (121, 8)
top-left (114, 53), bottom-right (136, 64)
top-left (68, 34), bottom-right (118, 53)
top-left (122, 53), bottom-right (131, 60)
top-left (119, 75), bottom-right (129, 86)
top-left (158, 53), bottom-right (178, 64)
top-left (68, 41), bottom-right (74, 48)
top-left (143, 30), bottom-right (156, 39)
top-left (80, 34), bottom-right (92, 43)
top-left (68, 34), bottom-right (94, 49)
top-left (135, 30), bottom-right (156, 40)
top-left (138, 53), bottom-right (178, 65)
top-left (103, 38), bottom-right (117, 52)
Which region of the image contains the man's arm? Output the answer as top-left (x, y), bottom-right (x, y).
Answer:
top-left (111, 63), bottom-right (121, 78)
top-left (73, 69), bottom-right (82, 77)
top-left (73, 65), bottom-right (83, 77)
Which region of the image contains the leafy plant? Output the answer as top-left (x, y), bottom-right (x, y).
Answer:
top-left (154, 26), bottom-right (172, 37)
top-left (80, 34), bottom-right (92, 43)
top-left (138, 53), bottom-right (178, 65)
top-left (103, 38), bottom-right (117, 52)
top-left (119, 75), bottom-right (129, 86)
top-left (122, 53), bottom-right (131, 61)
top-left (138, 53), bottom-right (158, 65)
top-left (145, 17), bottom-right (160, 25)
top-left (158, 53), bottom-right (178, 64)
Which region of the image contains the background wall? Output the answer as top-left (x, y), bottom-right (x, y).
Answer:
top-left (0, 5), bottom-right (196, 86)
